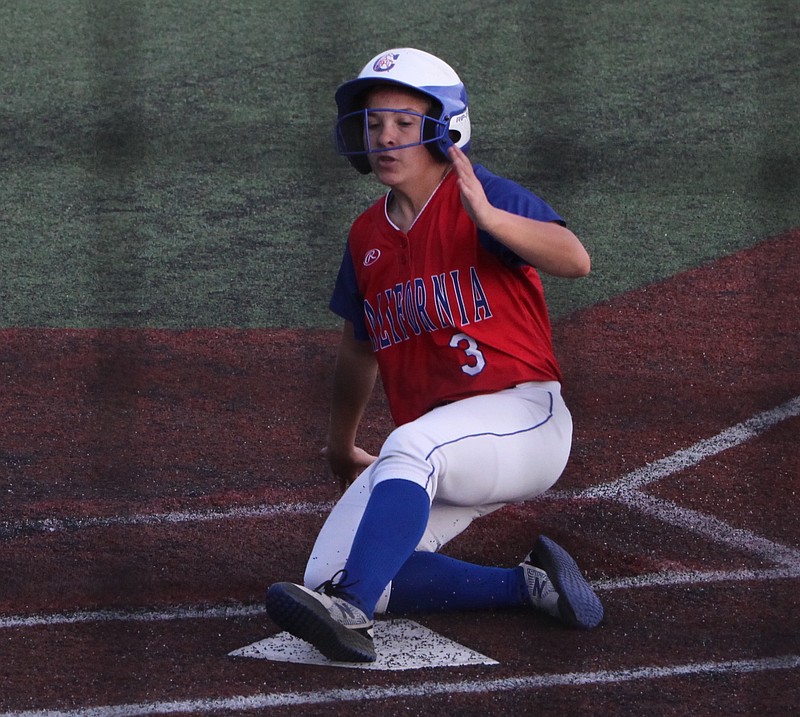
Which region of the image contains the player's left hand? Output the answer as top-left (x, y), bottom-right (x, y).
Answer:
top-left (448, 145), bottom-right (498, 231)
top-left (320, 444), bottom-right (378, 494)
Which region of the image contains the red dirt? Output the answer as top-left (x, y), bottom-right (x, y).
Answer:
top-left (1, 230), bottom-right (797, 715)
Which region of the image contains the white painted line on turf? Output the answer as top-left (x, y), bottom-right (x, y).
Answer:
top-left (3, 395), bottom-right (797, 542)
top-left (616, 489), bottom-right (800, 566)
top-left (0, 655), bottom-right (797, 716)
top-left (592, 564), bottom-right (800, 591)
top-left (1, 397), bottom-right (797, 632)
top-left (4, 396), bottom-right (796, 540)
top-left (583, 395), bottom-right (800, 500)
top-left (0, 500), bottom-right (334, 539)
top-left (0, 603), bottom-right (263, 629)
top-left (3, 559), bottom-right (798, 630)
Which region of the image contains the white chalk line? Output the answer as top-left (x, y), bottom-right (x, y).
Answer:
top-left (0, 501), bottom-right (334, 540)
top-left (592, 564), bottom-right (800, 591)
top-left (613, 489), bottom-right (800, 566)
top-left (3, 396), bottom-right (797, 540)
top-left (1, 398), bottom-right (798, 714)
top-left (573, 395), bottom-right (800, 569)
top-left (583, 395), bottom-right (800, 500)
top-left (0, 603), bottom-right (264, 629)
top-left (3, 561), bottom-right (798, 631)
top-left (1, 395), bottom-right (798, 633)
top-left (0, 655), bottom-right (797, 717)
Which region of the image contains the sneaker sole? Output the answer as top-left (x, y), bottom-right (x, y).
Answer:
top-left (532, 536), bottom-right (604, 629)
top-left (265, 583), bottom-right (376, 663)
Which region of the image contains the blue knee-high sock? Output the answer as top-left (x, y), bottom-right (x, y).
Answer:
top-left (339, 479), bottom-right (430, 618)
top-left (386, 551), bottom-right (528, 613)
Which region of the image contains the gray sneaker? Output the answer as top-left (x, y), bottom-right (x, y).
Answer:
top-left (520, 535), bottom-right (604, 630)
top-left (265, 575), bottom-right (376, 663)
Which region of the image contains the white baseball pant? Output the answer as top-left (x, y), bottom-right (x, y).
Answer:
top-left (304, 380), bottom-right (573, 612)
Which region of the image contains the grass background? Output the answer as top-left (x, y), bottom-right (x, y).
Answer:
top-left (1, 0), bottom-right (797, 328)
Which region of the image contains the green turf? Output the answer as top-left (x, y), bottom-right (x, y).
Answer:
top-left (1, 0), bottom-right (797, 327)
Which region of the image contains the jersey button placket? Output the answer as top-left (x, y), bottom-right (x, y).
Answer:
top-left (398, 233), bottom-right (409, 266)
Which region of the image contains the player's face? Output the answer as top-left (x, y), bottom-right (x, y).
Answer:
top-left (363, 87), bottom-right (443, 187)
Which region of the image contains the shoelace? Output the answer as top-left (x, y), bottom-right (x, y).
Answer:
top-left (314, 569), bottom-right (359, 597)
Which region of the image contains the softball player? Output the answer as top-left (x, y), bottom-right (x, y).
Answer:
top-left (266, 48), bottom-right (603, 662)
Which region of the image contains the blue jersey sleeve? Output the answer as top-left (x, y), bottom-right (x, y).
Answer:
top-left (329, 244), bottom-right (370, 339)
top-left (473, 165), bottom-right (565, 267)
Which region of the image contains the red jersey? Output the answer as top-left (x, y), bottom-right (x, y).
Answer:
top-left (330, 165), bottom-right (564, 426)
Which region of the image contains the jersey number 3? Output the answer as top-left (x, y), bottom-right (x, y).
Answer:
top-left (450, 332), bottom-right (486, 376)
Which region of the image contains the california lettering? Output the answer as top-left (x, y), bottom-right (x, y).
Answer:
top-left (363, 266), bottom-right (493, 351)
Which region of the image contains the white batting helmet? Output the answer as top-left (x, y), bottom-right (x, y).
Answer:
top-left (334, 48), bottom-right (471, 174)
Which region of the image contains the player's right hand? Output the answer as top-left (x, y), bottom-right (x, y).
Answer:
top-left (449, 144), bottom-right (497, 231)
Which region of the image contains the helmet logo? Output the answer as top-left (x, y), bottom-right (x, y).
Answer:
top-left (373, 52), bottom-right (400, 73)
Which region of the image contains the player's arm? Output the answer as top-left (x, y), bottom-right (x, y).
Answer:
top-left (326, 320), bottom-right (380, 491)
top-left (448, 145), bottom-right (591, 278)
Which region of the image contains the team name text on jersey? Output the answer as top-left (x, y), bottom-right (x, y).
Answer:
top-left (363, 266), bottom-right (493, 352)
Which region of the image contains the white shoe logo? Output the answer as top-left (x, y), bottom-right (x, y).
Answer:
top-left (530, 576), bottom-right (547, 600)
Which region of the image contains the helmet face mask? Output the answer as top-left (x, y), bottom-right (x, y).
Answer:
top-left (335, 107), bottom-right (449, 157)
top-left (334, 48), bottom-right (471, 174)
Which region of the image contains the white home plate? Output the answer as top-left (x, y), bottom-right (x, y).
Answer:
top-left (229, 618), bottom-right (499, 670)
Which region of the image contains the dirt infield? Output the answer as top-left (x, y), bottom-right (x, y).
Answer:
top-left (1, 230), bottom-right (798, 715)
